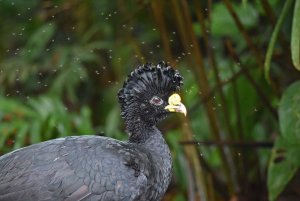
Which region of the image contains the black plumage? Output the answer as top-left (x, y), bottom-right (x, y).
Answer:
top-left (0, 62), bottom-right (186, 201)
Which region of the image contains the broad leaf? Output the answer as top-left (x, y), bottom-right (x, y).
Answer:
top-left (291, 0), bottom-right (300, 70)
top-left (279, 81), bottom-right (300, 142)
top-left (268, 81), bottom-right (300, 201)
top-left (268, 137), bottom-right (300, 201)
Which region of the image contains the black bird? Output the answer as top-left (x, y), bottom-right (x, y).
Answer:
top-left (0, 62), bottom-right (186, 201)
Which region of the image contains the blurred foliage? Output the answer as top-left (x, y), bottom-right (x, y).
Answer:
top-left (291, 0), bottom-right (300, 70)
top-left (0, 95), bottom-right (93, 154)
top-left (0, 0), bottom-right (300, 201)
top-left (268, 81), bottom-right (300, 201)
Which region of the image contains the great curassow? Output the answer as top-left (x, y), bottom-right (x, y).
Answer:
top-left (0, 62), bottom-right (186, 201)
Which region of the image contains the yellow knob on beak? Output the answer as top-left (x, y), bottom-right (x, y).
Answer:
top-left (164, 93), bottom-right (187, 116)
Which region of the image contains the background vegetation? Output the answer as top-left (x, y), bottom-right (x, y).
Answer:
top-left (0, 0), bottom-right (299, 200)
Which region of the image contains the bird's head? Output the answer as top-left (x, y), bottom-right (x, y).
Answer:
top-left (118, 62), bottom-right (186, 129)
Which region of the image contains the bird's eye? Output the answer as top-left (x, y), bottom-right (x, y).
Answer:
top-left (150, 96), bottom-right (163, 106)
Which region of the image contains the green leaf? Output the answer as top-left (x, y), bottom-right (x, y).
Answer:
top-left (268, 81), bottom-right (300, 201)
top-left (0, 123), bottom-right (15, 148)
top-left (268, 137), bottom-right (300, 201)
top-left (25, 23), bottom-right (56, 60)
top-left (211, 3), bottom-right (258, 37)
top-left (105, 106), bottom-right (120, 137)
top-left (264, 0), bottom-right (293, 83)
top-left (279, 81), bottom-right (300, 142)
top-left (291, 0), bottom-right (300, 70)
top-left (13, 124), bottom-right (29, 150)
top-left (75, 107), bottom-right (94, 134)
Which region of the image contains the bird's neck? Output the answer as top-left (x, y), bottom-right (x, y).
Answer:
top-left (126, 120), bottom-right (172, 196)
top-left (126, 118), bottom-right (155, 143)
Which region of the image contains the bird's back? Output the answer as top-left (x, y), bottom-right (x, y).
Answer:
top-left (0, 136), bottom-right (161, 201)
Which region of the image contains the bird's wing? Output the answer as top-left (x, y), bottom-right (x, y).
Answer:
top-left (0, 136), bottom-right (155, 201)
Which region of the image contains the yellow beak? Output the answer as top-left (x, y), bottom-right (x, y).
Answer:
top-left (164, 93), bottom-right (187, 116)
